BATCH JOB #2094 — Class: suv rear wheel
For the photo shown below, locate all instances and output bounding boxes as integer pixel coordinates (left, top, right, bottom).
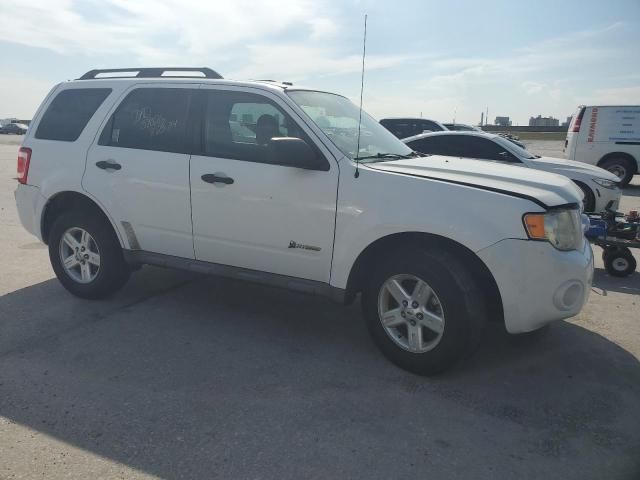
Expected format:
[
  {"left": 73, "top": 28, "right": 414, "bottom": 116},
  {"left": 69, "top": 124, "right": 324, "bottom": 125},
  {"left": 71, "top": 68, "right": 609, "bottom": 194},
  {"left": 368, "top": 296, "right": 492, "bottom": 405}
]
[
  {"left": 49, "top": 210, "right": 130, "bottom": 299},
  {"left": 362, "top": 247, "right": 486, "bottom": 375}
]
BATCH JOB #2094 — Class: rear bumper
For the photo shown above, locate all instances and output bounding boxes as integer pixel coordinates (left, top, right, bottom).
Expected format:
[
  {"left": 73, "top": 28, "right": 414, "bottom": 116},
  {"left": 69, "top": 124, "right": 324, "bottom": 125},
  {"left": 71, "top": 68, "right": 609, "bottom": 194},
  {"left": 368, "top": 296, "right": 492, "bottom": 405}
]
[
  {"left": 14, "top": 184, "right": 43, "bottom": 241},
  {"left": 477, "top": 238, "right": 593, "bottom": 333}
]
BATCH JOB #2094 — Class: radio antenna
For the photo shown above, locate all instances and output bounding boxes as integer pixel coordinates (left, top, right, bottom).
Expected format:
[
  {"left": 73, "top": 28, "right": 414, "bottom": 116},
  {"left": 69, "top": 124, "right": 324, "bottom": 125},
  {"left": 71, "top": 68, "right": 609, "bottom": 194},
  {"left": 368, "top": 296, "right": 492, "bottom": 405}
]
[{"left": 354, "top": 13, "right": 367, "bottom": 179}]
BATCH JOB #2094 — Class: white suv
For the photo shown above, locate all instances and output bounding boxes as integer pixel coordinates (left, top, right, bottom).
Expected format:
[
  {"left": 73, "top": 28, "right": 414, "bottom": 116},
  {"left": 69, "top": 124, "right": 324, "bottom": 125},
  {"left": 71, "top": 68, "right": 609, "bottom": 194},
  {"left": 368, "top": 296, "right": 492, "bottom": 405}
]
[{"left": 15, "top": 67, "right": 594, "bottom": 375}]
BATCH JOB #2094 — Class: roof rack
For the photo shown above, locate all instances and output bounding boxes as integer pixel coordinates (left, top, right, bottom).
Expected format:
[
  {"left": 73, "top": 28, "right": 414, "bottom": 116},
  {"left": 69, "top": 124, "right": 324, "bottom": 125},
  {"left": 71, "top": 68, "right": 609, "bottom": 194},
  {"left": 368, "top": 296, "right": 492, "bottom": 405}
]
[
  {"left": 78, "top": 67, "right": 223, "bottom": 80},
  {"left": 256, "top": 79, "right": 293, "bottom": 86}
]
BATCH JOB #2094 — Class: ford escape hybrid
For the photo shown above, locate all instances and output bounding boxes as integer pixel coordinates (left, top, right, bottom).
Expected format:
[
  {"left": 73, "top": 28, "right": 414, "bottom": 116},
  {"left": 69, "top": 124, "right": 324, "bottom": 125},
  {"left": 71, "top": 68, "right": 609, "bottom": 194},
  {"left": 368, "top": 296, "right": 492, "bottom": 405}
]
[{"left": 15, "top": 67, "right": 594, "bottom": 375}]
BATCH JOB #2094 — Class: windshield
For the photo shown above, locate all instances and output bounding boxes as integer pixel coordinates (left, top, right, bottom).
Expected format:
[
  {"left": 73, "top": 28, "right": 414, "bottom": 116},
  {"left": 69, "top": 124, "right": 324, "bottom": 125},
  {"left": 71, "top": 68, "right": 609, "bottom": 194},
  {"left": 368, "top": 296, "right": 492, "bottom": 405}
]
[
  {"left": 493, "top": 135, "right": 537, "bottom": 159},
  {"left": 287, "top": 90, "right": 414, "bottom": 161}
]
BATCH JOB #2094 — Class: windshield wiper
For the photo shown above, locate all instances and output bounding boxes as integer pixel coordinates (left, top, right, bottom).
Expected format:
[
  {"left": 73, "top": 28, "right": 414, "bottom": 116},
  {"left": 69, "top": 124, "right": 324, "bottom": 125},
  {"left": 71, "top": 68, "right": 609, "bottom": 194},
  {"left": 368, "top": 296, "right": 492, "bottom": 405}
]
[{"left": 354, "top": 151, "right": 424, "bottom": 162}]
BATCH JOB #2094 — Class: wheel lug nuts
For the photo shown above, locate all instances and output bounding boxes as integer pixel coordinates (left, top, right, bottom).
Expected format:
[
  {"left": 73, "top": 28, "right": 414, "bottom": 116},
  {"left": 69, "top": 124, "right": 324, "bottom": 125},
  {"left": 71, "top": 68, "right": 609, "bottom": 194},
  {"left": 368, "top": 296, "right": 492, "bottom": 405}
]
[
  {"left": 416, "top": 313, "right": 424, "bottom": 320},
  {"left": 402, "top": 300, "right": 408, "bottom": 307},
  {"left": 411, "top": 301, "right": 419, "bottom": 308},
  {"left": 401, "top": 311, "right": 406, "bottom": 318},
  {"left": 84, "top": 254, "right": 89, "bottom": 259},
  {"left": 409, "top": 320, "right": 416, "bottom": 326},
  {"left": 81, "top": 247, "right": 85, "bottom": 252}
]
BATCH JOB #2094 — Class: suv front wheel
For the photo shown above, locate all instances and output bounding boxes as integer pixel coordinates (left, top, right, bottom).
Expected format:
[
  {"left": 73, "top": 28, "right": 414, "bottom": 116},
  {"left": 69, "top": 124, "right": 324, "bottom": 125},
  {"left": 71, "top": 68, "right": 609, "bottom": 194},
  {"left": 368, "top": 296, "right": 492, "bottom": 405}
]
[
  {"left": 49, "top": 210, "right": 130, "bottom": 299},
  {"left": 362, "top": 247, "right": 486, "bottom": 375}
]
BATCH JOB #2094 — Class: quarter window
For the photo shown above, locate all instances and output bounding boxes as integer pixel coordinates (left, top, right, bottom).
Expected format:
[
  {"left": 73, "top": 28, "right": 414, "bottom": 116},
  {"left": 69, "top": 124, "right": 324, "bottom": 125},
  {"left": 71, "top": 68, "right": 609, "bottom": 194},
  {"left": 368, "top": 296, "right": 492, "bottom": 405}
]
[
  {"left": 99, "top": 88, "right": 191, "bottom": 154},
  {"left": 35, "top": 88, "right": 111, "bottom": 142}
]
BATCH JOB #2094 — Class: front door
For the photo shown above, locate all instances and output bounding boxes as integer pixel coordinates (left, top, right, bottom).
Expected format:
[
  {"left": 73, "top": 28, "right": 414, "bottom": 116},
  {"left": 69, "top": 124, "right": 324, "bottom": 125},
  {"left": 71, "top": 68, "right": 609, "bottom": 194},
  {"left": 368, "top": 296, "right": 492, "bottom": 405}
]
[{"left": 189, "top": 87, "right": 338, "bottom": 282}]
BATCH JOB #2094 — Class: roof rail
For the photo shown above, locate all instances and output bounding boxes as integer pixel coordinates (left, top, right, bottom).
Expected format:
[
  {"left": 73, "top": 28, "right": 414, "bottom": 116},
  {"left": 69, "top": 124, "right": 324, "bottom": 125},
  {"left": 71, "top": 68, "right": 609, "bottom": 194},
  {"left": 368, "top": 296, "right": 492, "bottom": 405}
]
[
  {"left": 255, "top": 79, "right": 293, "bottom": 86},
  {"left": 78, "top": 67, "right": 223, "bottom": 80}
]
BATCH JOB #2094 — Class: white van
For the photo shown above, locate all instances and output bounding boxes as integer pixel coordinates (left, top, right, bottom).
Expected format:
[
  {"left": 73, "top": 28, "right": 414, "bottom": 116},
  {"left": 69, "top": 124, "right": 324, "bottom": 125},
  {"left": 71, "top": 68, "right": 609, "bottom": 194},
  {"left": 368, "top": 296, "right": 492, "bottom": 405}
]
[{"left": 565, "top": 105, "right": 640, "bottom": 186}]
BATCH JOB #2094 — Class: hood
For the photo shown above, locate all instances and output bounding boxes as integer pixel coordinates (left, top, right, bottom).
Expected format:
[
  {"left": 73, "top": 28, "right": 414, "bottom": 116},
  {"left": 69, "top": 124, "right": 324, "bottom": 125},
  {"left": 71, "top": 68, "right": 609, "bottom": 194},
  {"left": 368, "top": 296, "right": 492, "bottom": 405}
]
[
  {"left": 525, "top": 156, "right": 620, "bottom": 182},
  {"left": 366, "top": 155, "right": 582, "bottom": 208}
]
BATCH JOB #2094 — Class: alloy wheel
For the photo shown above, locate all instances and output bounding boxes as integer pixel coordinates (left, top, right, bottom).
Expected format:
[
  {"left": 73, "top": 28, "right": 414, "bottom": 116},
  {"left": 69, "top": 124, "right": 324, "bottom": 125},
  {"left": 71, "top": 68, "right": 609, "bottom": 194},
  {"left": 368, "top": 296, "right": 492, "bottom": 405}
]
[
  {"left": 59, "top": 227, "right": 101, "bottom": 284},
  {"left": 377, "top": 274, "right": 445, "bottom": 353}
]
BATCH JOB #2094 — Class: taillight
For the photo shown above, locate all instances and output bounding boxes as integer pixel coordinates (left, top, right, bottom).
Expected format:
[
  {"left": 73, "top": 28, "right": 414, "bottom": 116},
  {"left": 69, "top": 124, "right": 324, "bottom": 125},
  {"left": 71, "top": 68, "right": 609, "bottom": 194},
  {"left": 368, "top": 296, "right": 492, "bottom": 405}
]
[
  {"left": 17, "top": 147, "right": 32, "bottom": 184},
  {"left": 570, "top": 107, "right": 585, "bottom": 133}
]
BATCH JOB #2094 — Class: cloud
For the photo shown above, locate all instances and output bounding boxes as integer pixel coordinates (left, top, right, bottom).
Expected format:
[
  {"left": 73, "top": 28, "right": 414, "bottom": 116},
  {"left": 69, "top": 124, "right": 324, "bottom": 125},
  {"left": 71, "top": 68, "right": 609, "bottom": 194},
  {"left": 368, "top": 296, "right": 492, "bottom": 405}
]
[
  {"left": 376, "top": 22, "right": 632, "bottom": 123},
  {"left": 229, "top": 44, "right": 415, "bottom": 81},
  {"left": 591, "top": 85, "right": 640, "bottom": 104},
  {"left": 522, "top": 81, "right": 545, "bottom": 95},
  {"left": 0, "top": 0, "right": 330, "bottom": 62},
  {"left": 0, "top": 74, "right": 53, "bottom": 118}
]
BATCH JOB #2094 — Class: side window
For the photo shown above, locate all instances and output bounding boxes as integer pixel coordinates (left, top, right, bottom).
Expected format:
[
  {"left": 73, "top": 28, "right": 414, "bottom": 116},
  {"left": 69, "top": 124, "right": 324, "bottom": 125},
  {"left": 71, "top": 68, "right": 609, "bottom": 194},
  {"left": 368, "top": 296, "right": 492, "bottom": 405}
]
[
  {"left": 411, "top": 136, "right": 460, "bottom": 156},
  {"left": 99, "top": 88, "right": 191, "bottom": 154},
  {"left": 409, "top": 138, "right": 438, "bottom": 154},
  {"left": 35, "top": 88, "right": 111, "bottom": 141},
  {"left": 420, "top": 120, "right": 443, "bottom": 132},
  {"left": 463, "top": 137, "right": 514, "bottom": 161},
  {"left": 200, "top": 90, "right": 319, "bottom": 166},
  {"left": 439, "top": 136, "right": 468, "bottom": 157},
  {"left": 381, "top": 120, "right": 411, "bottom": 139}
]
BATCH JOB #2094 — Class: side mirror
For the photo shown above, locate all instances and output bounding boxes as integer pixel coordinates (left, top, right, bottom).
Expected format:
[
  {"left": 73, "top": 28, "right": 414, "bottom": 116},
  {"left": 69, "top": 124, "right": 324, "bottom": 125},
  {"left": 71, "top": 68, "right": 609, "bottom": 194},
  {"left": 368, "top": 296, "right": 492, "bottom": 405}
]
[{"left": 269, "top": 137, "right": 328, "bottom": 171}]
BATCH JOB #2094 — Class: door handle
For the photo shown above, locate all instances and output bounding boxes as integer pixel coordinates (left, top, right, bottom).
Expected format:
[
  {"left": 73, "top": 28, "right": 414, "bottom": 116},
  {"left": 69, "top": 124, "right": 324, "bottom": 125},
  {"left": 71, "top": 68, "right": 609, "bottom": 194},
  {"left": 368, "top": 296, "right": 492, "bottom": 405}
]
[
  {"left": 96, "top": 160, "right": 122, "bottom": 171},
  {"left": 201, "top": 174, "right": 234, "bottom": 185}
]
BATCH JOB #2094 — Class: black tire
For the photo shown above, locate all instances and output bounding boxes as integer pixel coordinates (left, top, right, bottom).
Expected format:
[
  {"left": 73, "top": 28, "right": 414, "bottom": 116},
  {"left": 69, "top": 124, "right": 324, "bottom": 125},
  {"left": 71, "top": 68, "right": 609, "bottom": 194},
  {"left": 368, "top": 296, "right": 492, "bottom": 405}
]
[
  {"left": 574, "top": 182, "right": 596, "bottom": 213},
  {"left": 602, "top": 246, "right": 617, "bottom": 264},
  {"left": 48, "top": 210, "right": 130, "bottom": 299},
  {"left": 604, "top": 247, "right": 637, "bottom": 277},
  {"left": 361, "top": 247, "right": 487, "bottom": 375},
  {"left": 599, "top": 157, "right": 635, "bottom": 187}
]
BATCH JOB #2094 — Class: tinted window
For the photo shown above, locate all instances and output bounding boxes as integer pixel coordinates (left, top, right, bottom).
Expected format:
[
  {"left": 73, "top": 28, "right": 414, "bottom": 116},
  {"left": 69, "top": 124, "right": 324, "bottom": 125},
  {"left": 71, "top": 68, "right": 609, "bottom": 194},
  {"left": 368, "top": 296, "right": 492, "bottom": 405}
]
[
  {"left": 100, "top": 88, "right": 191, "bottom": 153},
  {"left": 409, "top": 136, "right": 464, "bottom": 156},
  {"left": 420, "top": 120, "right": 444, "bottom": 132},
  {"left": 36, "top": 88, "right": 111, "bottom": 141},
  {"left": 463, "top": 136, "right": 517, "bottom": 161},
  {"left": 380, "top": 120, "right": 414, "bottom": 139},
  {"left": 200, "top": 90, "right": 323, "bottom": 167}
]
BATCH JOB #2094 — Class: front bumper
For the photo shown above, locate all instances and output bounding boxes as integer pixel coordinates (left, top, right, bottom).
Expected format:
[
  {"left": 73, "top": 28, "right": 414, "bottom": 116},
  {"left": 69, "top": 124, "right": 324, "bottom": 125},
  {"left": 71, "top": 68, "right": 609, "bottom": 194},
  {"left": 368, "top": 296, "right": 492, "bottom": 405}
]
[
  {"left": 594, "top": 186, "right": 621, "bottom": 213},
  {"left": 477, "top": 238, "right": 593, "bottom": 333}
]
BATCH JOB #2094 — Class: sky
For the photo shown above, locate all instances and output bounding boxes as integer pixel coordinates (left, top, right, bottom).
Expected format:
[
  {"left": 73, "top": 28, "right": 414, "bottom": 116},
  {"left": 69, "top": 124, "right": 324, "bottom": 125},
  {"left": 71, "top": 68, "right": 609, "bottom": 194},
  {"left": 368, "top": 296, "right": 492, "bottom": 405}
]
[{"left": 0, "top": 0, "right": 639, "bottom": 125}]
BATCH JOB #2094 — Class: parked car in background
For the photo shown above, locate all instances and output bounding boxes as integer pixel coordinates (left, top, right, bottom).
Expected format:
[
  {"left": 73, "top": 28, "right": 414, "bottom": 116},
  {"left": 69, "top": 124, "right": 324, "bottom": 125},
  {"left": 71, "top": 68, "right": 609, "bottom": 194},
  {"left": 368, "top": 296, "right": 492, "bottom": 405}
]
[
  {"left": 0, "top": 123, "right": 28, "bottom": 134},
  {"left": 565, "top": 105, "right": 639, "bottom": 187},
  {"left": 403, "top": 131, "right": 621, "bottom": 212},
  {"left": 443, "top": 123, "right": 481, "bottom": 132},
  {"left": 380, "top": 117, "right": 447, "bottom": 139}
]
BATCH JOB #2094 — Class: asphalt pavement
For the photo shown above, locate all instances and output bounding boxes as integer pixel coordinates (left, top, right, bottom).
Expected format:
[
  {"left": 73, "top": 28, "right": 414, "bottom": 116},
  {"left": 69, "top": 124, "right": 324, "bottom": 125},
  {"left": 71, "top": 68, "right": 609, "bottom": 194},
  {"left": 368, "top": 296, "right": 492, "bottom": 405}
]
[{"left": 1, "top": 135, "right": 639, "bottom": 479}]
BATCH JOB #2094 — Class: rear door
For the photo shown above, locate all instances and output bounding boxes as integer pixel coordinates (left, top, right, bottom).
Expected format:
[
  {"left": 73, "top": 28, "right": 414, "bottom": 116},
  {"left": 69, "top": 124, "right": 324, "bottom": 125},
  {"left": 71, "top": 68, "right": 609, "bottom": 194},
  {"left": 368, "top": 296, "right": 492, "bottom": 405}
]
[{"left": 83, "top": 85, "right": 196, "bottom": 258}]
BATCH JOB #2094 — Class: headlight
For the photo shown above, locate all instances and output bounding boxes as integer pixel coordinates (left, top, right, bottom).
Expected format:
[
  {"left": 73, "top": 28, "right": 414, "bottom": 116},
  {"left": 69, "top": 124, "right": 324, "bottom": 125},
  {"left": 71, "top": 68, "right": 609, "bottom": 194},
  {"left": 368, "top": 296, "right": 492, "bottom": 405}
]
[
  {"left": 523, "top": 209, "right": 584, "bottom": 251},
  {"left": 592, "top": 178, "right": 619, "bottom": 189}
]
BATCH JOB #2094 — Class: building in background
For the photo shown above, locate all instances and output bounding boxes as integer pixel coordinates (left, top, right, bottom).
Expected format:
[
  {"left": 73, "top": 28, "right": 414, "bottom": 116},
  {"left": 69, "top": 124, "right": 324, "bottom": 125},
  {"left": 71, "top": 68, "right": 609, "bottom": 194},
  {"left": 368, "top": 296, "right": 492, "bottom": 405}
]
[
  {"left": 561, "top": 115, "right": 572, "bottom": 127},
  {"left": 494, "top": 116, "right": 511, "bottom": 127},
  {"left": 529, "top": 115, "right": 559, "bottom": 127}
]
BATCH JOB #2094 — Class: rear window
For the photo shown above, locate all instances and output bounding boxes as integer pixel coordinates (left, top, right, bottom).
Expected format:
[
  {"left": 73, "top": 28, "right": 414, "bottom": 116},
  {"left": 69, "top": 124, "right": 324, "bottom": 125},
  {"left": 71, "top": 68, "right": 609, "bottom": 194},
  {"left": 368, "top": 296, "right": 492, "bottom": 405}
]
[{"left": 35, "top": 88, "right": 111, "bottom": 141}]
